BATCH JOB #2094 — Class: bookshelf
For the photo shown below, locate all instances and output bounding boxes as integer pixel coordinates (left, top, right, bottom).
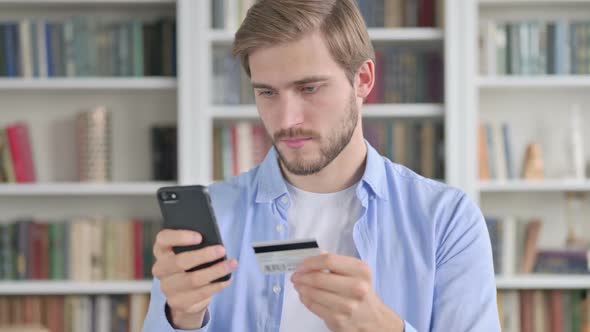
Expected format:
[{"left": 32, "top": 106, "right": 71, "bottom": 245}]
[
  {"left": 0, "top": 0, "right": 450, "bottom": 302},
  {"left": 0, "top": 0, "right": 180, "bottom": 311},
  {"left": 458, "top": 0, "right": 590, "bottom": 289}
]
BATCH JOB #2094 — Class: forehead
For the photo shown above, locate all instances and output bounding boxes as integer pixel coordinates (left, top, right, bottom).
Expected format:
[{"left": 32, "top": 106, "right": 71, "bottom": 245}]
[{"left": 248, "top": 30, "right": 344, "bottom": 85}]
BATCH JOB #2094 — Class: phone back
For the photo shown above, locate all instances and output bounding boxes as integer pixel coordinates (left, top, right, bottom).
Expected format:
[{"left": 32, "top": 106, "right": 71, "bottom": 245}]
[{"left": 157, "top": 185, "right": 224, "bottom": 254}]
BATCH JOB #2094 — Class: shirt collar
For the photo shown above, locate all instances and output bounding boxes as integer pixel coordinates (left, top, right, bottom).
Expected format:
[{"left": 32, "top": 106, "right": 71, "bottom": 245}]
[{"left": 254, "top": 140, "right": 388, "bottom": 203}]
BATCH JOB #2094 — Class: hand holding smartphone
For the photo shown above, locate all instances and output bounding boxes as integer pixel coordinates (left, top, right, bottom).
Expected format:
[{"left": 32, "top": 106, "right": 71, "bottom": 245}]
[
  {"left": 152, "top": 185, "right": 237, "bottom": 329},
  {"left": 157, "top": 185, "right": 231, "bottom": 282}
]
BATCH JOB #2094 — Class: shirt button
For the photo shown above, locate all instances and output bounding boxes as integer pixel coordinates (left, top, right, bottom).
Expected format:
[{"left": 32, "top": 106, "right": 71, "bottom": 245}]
[
  {"left": 370, "top": 195, "right": 375, "bottom": 200},
  {"left": 280, "top": 196, "right": 288, "bottom": 204},
  {"left": 276, "top": 224, "right": 285, "bottom": 233},
  {"left": 273, "top": 285, "right": 281, "bottom": 294}
]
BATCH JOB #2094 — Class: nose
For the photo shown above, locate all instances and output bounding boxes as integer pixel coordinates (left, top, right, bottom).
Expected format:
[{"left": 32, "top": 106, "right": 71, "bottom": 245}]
[{"left": 277, "top": 93, "right": 304, "bottom": 130}]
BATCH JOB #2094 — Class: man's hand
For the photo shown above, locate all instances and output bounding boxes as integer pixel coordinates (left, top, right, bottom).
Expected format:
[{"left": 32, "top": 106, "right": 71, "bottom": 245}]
[
  {"left": 291, "top": 253, "right": 404, "bottom": 332},
  {"left": 152, "top": 230, "right": 238, "bottom": 329}
]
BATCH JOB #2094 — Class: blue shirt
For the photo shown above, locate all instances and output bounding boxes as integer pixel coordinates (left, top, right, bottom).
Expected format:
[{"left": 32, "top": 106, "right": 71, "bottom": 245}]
[{"left": 143, "top": 142, "right": 501, "bottom": 332}]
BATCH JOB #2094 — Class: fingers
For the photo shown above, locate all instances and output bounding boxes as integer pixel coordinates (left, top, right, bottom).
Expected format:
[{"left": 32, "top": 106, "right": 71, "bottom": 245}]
[
  {"left": 175, "top": 245, "right": 225, "bottom": 271},
  {"left": 297, "top": 253, "right": 372, "bottom": 279},
  {"left": 166, "top": 280, "right": 232, "bottom": 313},
  {"left": 292, "top": 271, "right": 369, "bottom": 300},
  {"left": 153, "top": 229, "right": 202, "bottom": 257},
  {"left": 161, "top": 258, "right": 238, "bottom": 294},
  {"left": 152, "top": 244, "right": 228, "bottom": 279},
  {"left": 296, "top": 283, "right": 356, "bottom": 316}
]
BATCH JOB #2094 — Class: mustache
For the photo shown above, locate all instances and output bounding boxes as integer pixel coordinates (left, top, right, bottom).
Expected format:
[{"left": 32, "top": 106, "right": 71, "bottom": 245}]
[{"left": 273, "top": 128, "right": 320, "bottom": 141}]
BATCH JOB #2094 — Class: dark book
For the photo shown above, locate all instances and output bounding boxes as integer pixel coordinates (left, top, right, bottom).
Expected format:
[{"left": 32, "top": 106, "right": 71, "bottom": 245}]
[
  {"left": 151, "top": 126, "right": 177, "bottom": 181},
  {"left": 0, "top": 24, "right": 6, "bottom": 76},
  {"left": 534, "top": 249, "right": 589, "bottom": 274}
]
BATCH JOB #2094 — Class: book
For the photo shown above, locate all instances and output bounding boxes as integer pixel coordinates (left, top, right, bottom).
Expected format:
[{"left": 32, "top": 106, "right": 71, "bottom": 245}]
[{"left": 76, "top": 107, "right": 112, "bottom": 182}]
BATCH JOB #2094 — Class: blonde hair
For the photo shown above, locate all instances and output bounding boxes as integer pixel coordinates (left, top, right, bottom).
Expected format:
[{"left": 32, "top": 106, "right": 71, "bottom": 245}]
[{"left": 232, "top": 0, "right": 375, "bottom": 85}]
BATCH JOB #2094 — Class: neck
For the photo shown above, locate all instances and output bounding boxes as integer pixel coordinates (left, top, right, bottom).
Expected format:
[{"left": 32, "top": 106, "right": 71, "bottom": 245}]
[{"left": 279, "top": 125, "right": 367, "bottom": 193}]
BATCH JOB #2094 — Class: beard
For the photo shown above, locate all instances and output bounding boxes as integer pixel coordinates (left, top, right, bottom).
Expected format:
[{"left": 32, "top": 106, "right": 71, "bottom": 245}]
[{"left": 270, "top": 92, "right": 358, "bottom": 176}]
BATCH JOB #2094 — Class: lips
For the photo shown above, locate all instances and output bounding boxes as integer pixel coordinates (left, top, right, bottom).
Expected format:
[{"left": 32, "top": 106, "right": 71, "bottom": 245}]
[{"left": 281, "top": 137, "right": 312, "bottom": 149}]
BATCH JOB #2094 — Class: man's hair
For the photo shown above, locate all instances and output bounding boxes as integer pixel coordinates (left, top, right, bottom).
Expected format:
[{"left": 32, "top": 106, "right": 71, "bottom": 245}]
[{"left": 232, "top": 0, "right": 375, "bottom": 86}]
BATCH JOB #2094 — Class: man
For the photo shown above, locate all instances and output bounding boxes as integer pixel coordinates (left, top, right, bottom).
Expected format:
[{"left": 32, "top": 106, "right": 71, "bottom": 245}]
[{"left": 143, "top": 0, "right": 500, "bottom": 331}]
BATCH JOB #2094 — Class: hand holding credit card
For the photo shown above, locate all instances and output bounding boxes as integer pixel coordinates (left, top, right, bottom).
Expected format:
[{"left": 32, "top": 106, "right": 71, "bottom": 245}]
[{"left": 252, "top": 238, "right": 321, "bottom": 274}]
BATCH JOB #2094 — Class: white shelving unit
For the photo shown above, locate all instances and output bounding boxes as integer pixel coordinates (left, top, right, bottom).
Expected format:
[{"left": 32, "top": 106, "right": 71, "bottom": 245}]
[
  {"left": 0, "top": 0, "right": 451, "bottom": 298},
  {"left": 480, "top": 180, "right": 590, "bottom": 192},
  {"left": 0, "top": 182, "right": 174, "bottom": 196},
  {"left": 478, "top": 76, "right": 590, "bottom": 88},
  {"left": 211, "top": 104, "right": 445, "bottom": 120},
  {"left": 496, "top": 275, "right": 590, "bottom": 289},
  {"left": 0, "top": 0, "right": 182, "bottom": 297},
  {"left": 0, "top": 281, "right": 152, "bottom": 295},
  {"left": 209, "top": 27, "right": 445, "bottom": 44},
  {"left": 455, "top": 0, "right": 590, "bottom": 293},
  {"left": 0, "top": 78, "right": 177, "bottom": 90}
]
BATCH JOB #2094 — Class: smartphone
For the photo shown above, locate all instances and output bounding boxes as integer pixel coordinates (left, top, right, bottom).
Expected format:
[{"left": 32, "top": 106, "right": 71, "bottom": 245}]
[{"left": 157, "top": 185, "right": 230, "bottom": 282}]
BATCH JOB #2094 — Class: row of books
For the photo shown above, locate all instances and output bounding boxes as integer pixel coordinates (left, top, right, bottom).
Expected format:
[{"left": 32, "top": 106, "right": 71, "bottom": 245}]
[
  {"left": 480, "top": 20, "right": 590, "bottom": 76},
  {"left": 368, "top": 47, "right": 443, "bottom": 104},
  {"left": 0, "top": 218, "right": 161, "bottom": 281},
  {"left": 485, "top": 217, "right": 589, "bottom": 275},
  {"left": 478, "top": 121, "right": 515, "bottom": 181},
  {"left": 212, "top": 46, "right": 444, "bottom": 105},
  {"left": 497, "top": 290, "right": 589, "bottom": 332},
  {"left": 211, "top": 0, "right": 444, "bottom": 30},
  {"left": 0, "top": 294, "right": 148, "bottom": 332},
  {"left": 0, "top": 123, "right": 36, "bottom": 183},
  {"left": 212, "top": 122, "right": 272, "bottom": 181},
  {"left": 0, "top": 17, "right": 176, "bottom": 78},
  {"left": 211, "top": 119, "right": 445, "bottom": 181},
  {"left": 358, "top": 0, "right": 442, "bottom": 28},
  {"left": 364, "top": 119, "right": 445, "bottom": 179},
  {"left": 211, "top": 47, "right": 254, "bottom": 105}
]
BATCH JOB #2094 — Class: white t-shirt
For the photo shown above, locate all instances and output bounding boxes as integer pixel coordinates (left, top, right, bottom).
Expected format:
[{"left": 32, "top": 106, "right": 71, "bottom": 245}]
[{"left": 279, "top": 182, "right": 362, "bottom": 332}]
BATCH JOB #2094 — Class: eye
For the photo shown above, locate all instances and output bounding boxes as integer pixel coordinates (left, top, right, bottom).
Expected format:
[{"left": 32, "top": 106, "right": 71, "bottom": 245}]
[
  {"left": 301, "top": 85, "right": 319, "bottom": 94},
  {"left": 257, "top": 90, "right": 276, "bottom": 97}
]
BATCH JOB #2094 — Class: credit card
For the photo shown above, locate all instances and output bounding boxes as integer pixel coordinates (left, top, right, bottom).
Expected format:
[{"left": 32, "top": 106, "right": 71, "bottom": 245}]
[{"left": 252, "top": 238, "right": 320, "bottom": 274}]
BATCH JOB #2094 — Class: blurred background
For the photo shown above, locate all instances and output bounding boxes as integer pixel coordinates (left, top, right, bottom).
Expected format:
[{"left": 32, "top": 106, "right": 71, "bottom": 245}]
[{"left": 0, "top": 0, "right": 588, "bottom": 331}]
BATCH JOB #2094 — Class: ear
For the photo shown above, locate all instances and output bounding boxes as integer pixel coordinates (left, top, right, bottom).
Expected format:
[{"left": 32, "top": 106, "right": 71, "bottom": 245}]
[{"left": 354, "top": 59, "right": 375, "bottom": 100}]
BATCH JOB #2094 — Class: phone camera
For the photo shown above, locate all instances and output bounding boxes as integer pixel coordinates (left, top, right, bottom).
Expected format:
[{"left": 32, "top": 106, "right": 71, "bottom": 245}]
[{"left": 160, "top": 191, "right": 178, "bottom": 201}]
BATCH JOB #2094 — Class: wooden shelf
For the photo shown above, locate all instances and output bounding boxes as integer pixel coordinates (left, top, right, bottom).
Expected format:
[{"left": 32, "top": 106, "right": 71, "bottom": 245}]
[
  {"left": 0, "top": 182, "right": 174, "bottom": 196},
  {"left": 478, "top": 76, "right": 590, "bottom": 89},
  {"left": 496, "top": 275, "right": 590, "bottom": 289},
  {"left": 211, "top": 104, "right": 444, "bottom": 120},
  {"left": 479, "top": 180, "right": 590, "bottom": 192},
  {"left": 0, "top": 78, "right": 177, "bottom": 90},
  {"left": 0, "top": 281, "right": 152, "bottom": 295},
  {"left": 209, "top": 28, "right": 444, "bottom": 43}
]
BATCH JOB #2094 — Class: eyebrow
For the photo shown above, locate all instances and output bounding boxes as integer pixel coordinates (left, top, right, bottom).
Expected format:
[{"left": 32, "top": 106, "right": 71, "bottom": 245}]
[{"left": 251, "top": 75, "right": 330, "bottom": 90}]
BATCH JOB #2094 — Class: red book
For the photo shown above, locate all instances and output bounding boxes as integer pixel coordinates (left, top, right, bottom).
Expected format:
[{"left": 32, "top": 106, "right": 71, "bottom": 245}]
[
  {"left": 45, "top": 296, "right": 64, "bottom": 332},
  {"left": 549, "top": 290, "right": 564, "bottom": 332},
  {"left": 419, "top": 0, "right": 435, "bottom": 27},
  {"left": 6, "top": 122, "right": 36, "bottom": 183},
  {"left": 133, "top": 219, "right": 144, "bottom": 280},
  {"left": 366, "top": 50, "right": 385, "bottom": 104},
  {"left": 39, "top": 223, "right": 50, "bottom": 279}
]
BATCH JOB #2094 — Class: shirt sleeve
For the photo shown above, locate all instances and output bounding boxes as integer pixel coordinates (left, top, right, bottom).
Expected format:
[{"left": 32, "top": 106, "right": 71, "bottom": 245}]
[
  {"left": 142, "top": 278, "right": 211, "bottom": 332},
  {"left": 430, "top": 192, "right": 501, "bottom": 331}
]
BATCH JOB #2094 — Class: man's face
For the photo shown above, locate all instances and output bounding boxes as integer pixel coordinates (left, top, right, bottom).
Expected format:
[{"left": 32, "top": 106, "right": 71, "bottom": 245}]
[{"left": 248, "top": 30, "right": 359, "bottom": 176}]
